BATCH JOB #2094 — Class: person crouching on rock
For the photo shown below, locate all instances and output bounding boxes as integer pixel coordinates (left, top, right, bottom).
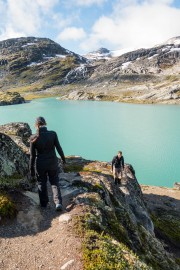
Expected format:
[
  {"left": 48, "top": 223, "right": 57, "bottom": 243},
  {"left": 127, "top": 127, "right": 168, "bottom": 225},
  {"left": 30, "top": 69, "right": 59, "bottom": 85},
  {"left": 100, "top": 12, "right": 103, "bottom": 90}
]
[
  {"left": 29, "top": 116, "right": 66, "bottom": 211},
  {"left": 112, "top": 151, "right": 124, "bottom": 185}
]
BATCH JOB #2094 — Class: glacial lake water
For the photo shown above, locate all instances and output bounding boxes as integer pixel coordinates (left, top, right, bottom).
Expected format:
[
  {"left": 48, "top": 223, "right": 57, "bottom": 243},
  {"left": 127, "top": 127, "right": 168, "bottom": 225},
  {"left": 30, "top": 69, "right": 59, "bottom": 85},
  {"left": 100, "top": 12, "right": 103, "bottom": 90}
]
[{"left": 0, "top": 97, "right": 180, "bottom": 187}]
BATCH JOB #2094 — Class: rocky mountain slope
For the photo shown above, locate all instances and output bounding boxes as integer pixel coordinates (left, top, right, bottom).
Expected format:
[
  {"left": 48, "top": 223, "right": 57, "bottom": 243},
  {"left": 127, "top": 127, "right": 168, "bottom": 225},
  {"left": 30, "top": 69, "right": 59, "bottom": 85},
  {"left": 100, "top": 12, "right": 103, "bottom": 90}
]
[
  {"left": 60, "top": 36, "right": 180, "bottom": 104},
  {"left": 0, "top": 36, "right": 180, "bottom": 103},
  {"left": 0, "top": 37, "right": 86, "bottom": 98},
  {"left": 0, "top": 123, "right": 180, "bottom": 269}
]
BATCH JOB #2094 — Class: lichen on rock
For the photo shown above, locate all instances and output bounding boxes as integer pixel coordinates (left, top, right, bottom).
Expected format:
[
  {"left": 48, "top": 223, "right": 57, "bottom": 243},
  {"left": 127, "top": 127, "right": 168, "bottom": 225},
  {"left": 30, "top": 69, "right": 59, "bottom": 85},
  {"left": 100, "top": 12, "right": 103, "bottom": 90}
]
[{"left": 0, "top": 123, "right": 31, "bottom": 179}]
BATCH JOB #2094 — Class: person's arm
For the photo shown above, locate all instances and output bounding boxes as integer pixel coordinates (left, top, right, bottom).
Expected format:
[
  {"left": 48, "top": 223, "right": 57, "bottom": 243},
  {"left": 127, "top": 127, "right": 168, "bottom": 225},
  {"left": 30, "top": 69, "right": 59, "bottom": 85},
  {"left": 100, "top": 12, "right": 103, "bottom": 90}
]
[
  {"left": 29, "top": 141, "right": 36, "bottom": 176},
  {"left": 112, "top": 156, "right": 115, "bottom": 171},
  {"left": 121, "top": 156, "right": 124, "bottom": 169},
  {"left": 54, "top": 132, "right": 66, "bottom": 163}
]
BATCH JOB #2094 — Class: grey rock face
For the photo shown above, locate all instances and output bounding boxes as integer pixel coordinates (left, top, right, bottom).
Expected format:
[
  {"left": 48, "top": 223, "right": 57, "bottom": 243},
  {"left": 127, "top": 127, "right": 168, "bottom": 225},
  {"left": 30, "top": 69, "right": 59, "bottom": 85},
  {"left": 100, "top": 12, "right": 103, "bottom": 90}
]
[
  {"left": 61, "top": 156, "right": 178, "bottom": 269},
  {"left": 0, "top": 122, "right": 31, "bottom": 177},
  {"left": 0, "top": 132, "right": 29, "bottom": 177},
  {"left": 0, "top": 122, "right": 32, "bottom": 150}
]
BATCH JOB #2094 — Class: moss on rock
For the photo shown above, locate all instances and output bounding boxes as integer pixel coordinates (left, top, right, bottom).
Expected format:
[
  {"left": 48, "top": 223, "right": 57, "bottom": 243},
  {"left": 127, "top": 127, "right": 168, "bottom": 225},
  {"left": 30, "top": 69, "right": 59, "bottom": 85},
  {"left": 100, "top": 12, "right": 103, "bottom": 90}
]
[{"left": 74, "top": 211, "right": 151, "bottom": 270}]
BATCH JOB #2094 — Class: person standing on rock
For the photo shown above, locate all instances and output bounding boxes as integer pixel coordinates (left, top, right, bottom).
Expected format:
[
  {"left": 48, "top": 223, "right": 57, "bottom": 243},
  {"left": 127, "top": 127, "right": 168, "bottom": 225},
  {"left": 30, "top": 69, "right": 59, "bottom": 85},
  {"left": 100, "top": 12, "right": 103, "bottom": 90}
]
[
  {"left": 112, "top": 151, "right": 124, "bottom": 185},
  {"left": 29, "top": 116, "right": 66, "bottom": 211}
]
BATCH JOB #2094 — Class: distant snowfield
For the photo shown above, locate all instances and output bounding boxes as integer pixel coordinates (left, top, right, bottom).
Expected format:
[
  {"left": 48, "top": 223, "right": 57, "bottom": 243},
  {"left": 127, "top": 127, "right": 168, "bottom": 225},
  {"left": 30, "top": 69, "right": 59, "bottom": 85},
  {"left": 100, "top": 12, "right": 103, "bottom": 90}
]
[
  {"left": 111, "top": 48, "right": 136, "bottom": 57},
  {"left": 84, "top": 47, "right": 138, "bottom": 60}
]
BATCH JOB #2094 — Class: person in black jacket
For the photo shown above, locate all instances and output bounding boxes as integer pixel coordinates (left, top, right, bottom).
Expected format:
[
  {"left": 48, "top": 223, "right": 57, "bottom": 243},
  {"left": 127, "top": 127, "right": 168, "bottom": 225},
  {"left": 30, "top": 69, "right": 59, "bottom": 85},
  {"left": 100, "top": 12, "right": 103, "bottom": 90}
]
[
  {"left": 29, "top": 116, "right": 66, "bottom": 211},
  {"left": 112, "top": 151, "right": 124, "bottom": 185}
]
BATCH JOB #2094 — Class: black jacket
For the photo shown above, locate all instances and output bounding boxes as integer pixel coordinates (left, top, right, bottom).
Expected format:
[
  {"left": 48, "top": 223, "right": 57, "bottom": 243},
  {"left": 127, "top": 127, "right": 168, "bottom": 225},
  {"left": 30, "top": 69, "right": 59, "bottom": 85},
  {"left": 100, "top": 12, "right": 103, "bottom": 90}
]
[
  {"left": 29, "top": 127, "right": 65, "bottom": 174},
  {"left": 112, "top": 155, "right": 124, "bottom": 171}
]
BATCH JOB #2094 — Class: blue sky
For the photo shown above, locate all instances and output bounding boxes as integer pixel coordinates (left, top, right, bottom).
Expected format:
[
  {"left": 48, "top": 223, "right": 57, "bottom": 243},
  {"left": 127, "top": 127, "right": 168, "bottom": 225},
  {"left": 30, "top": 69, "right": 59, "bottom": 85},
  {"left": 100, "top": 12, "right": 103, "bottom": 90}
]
[{"left": 0, "top": 0, "right": 180, "bottom": 54}]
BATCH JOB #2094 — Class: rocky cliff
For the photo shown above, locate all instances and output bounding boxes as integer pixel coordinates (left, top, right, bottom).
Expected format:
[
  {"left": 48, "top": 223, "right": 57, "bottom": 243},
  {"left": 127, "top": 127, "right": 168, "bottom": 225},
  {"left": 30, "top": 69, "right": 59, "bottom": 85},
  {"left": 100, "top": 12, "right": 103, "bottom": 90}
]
[
  {"left": 0, "top": 122, "right": 179, "bottom": 269},
  {"left": 0, "top": 36, "right": 180, "bottom": 103}
]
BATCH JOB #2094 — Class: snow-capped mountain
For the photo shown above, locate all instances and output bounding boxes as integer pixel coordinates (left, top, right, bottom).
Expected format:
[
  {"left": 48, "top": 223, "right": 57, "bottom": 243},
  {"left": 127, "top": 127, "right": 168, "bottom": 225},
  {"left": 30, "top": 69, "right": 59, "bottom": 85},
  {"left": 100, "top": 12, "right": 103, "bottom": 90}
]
[
  {"left": 84, "top": 48, "right": 111, "bottom": 60},
  {"left": 162, "top": 36, "right": 180, "bottom": 46},
  {"left": 84, "top": 47, "right": 139, "bottom": 60}
]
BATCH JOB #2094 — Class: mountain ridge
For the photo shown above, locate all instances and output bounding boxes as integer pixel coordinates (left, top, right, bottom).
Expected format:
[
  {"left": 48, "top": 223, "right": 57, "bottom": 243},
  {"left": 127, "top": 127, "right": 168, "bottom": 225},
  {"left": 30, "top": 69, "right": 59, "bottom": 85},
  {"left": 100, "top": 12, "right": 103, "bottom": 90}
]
[{"left": 0, "top": 36, "right": 180, "bottom": 104}]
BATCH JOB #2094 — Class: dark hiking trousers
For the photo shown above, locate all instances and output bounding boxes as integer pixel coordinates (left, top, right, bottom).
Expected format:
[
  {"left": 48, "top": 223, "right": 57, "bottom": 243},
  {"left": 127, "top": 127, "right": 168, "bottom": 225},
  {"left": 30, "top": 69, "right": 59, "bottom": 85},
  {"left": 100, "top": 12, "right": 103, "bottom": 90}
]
[{"left": 36, "top": 168, "right": 62, "bottom": 207}]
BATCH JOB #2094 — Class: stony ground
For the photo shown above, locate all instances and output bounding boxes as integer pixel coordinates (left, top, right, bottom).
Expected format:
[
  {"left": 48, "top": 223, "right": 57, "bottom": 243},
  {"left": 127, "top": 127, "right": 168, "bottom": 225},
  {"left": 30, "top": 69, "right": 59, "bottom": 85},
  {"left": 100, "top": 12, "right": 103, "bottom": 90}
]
[{"left": 0, "top": 183, "right": 83, "bottom": 270}]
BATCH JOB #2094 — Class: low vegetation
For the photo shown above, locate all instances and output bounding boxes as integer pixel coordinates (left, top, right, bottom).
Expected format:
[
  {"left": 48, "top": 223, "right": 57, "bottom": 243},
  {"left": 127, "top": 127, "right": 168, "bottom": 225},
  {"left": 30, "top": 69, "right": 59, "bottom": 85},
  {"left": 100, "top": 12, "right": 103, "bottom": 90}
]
[
  {"left": 0, "top": 193, "right": 17, "bottom": 218},
  {"left": 74, "top": 210, "right": 150, "bottom": 270}
]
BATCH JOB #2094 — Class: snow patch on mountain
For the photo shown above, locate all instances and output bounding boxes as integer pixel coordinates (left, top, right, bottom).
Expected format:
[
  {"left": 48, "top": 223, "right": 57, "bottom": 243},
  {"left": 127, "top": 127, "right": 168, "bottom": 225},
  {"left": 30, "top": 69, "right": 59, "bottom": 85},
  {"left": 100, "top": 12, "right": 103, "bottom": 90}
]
[
  {"left": 22, "top": 43, "right": 36, "bottom": 47},
  {"left": 121, "top": 61, "right": 131, "bottom": 69},
  {"left": 84, "top": 47, "right": 139, "bottom": 60}
]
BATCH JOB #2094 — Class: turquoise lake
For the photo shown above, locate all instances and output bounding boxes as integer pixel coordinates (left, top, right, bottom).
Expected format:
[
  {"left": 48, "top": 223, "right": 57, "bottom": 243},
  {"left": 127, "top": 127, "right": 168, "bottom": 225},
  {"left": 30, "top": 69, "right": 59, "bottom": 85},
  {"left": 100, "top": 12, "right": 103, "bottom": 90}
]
[{"left": 0, "top": 98, "right": 179, "bottom": 187}]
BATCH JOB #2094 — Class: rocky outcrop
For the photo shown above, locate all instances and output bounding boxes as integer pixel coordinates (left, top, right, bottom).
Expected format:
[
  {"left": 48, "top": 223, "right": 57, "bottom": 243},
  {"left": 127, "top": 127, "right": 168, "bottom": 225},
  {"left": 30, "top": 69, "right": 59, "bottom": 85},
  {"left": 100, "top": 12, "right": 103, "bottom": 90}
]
[
  {"left": 0, "top": 91, "right": 25, "bottom": 105},
  {"left": 0, "top": 122, "right": 31, "bottom": 178},
  {"left": 58, "top": 156, "right": 179, "bottom": 269}
]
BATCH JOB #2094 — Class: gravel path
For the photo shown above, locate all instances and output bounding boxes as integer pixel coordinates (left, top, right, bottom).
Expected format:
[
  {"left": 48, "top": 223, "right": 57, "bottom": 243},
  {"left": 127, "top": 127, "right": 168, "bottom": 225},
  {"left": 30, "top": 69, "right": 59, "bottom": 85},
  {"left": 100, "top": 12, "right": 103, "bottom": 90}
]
[{"left": 0, "top": 184, "right": 83, "bottom": 270}]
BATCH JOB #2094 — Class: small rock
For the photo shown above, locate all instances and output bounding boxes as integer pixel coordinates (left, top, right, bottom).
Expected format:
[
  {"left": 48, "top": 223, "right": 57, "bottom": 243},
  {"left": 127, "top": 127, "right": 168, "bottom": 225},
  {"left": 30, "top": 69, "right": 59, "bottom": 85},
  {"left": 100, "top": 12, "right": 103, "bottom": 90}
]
[
  {"left": 59, "top": 214, "right": 72, "bottom": 224},
  {"left": 60, "top": 259, "right": 74, "bottom": 270},
  {"left": 174, "top": 182, "right": 180, "bottom": 190}
]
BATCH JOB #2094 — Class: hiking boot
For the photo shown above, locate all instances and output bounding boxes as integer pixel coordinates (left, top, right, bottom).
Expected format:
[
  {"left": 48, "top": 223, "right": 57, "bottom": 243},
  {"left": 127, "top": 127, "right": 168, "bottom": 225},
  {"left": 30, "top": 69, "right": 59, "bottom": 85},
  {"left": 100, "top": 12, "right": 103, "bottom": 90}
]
[{"left": 56, "top": 204, "right": 63, "bottom": 211}]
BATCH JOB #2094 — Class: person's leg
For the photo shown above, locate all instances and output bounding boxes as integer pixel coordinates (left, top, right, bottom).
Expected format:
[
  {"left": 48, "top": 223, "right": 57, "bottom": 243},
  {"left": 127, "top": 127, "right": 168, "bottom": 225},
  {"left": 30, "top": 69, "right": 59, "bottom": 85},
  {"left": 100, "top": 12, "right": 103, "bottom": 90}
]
[
  {"left": 36, "top": 169, "right": 49, "bottom": 207},
  {"left": 117, "top": 168, "right": 122, "bottom": 184},
  {"left": 113, "top": 167, "right": 118, "bottom": 185},
  {"left": 48, "top": 169, "right": 62, "bottom": 206}
]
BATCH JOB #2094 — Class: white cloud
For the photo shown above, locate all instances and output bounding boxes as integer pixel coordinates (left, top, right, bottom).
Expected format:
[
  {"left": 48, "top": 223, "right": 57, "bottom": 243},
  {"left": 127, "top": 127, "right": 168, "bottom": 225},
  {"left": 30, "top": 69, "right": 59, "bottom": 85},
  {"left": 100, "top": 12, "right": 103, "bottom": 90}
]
[
  {"left": 80, "top": 0, "right": 180, "bottom": 52},
  {"left": 58, "top": 27, "right": 86, "bottom": 41},
  {"left": 65, "top": 0, "right": 106, "bottom": 7},
  {"left": 7, "top": 0, "right": 41, "bottom": 34},
  {"left": 0, "top": 0, "right": 59, "bottom": 41},
  {"left": 36, "top": 0, "right": 58, "bottom": 11}
]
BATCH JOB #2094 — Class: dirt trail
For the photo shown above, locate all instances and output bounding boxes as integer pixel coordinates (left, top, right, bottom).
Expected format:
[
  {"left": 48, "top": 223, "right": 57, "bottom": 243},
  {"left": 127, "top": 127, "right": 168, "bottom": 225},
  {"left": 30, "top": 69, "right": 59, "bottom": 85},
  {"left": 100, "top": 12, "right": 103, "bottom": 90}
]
[{"left": 0, "top": 181, "right": 83, "bottom": 270}]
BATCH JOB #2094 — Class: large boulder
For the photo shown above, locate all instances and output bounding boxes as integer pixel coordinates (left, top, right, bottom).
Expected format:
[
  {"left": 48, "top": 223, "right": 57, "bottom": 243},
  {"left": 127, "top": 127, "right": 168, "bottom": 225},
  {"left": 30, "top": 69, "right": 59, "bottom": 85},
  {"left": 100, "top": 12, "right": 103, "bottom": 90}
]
[
  {"left": 0, "top": 122, "right": 31, "bottom": 152},
  {"left": 0, "top": 123, "right": 31, "bottom": 177},
  {"left": 0, "top": 92, "right": 25, "bottom": 106}
]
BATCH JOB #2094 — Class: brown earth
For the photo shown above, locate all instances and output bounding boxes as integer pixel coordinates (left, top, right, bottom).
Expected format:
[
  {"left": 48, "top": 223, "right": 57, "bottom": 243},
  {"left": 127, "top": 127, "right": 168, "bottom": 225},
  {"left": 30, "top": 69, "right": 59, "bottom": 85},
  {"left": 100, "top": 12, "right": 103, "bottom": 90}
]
[{"left": 0, "top": 187, "right": 83, "bottom": 270}]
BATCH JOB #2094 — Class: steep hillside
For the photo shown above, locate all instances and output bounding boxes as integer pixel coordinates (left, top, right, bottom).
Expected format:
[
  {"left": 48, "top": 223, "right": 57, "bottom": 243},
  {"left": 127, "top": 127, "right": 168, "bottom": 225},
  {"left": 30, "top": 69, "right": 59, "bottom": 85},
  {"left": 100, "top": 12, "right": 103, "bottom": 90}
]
[{"left": 0, "top": 37, "right": 86, "bottom": 97}]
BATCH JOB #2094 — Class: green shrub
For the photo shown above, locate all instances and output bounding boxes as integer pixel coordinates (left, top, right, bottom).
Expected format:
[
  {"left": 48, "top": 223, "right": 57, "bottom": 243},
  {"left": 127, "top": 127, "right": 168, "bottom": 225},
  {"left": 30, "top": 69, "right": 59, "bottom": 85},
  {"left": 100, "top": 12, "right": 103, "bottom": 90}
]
[{"left": 0, "top": 194, "right": 17, "bottom": 218}]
